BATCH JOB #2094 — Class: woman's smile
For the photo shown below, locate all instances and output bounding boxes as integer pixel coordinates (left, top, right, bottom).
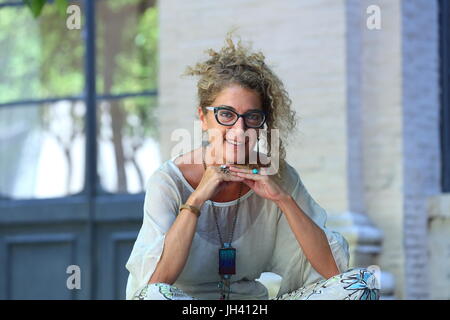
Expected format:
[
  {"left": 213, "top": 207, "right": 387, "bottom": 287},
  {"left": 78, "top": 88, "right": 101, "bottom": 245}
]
[{"left": 225, "top": 138, "right": 244, "bottom": 146}]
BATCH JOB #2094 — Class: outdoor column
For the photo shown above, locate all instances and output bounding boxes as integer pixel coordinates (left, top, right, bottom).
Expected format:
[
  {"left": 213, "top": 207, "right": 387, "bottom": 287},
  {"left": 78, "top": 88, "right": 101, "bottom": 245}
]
[{"left": 283, "top": 0, "right": 396, "bottom": 298}]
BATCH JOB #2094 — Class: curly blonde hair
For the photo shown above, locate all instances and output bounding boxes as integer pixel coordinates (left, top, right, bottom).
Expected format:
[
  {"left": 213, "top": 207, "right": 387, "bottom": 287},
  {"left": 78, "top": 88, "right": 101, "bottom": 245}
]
[{"left": 183, "top": 33, "right": 297, "bottom": 174}]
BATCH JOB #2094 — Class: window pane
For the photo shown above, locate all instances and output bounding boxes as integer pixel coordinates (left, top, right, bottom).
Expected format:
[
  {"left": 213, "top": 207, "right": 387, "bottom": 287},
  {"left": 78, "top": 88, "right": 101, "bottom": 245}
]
[
  {"left": 0, "top": 4, "right": 84, "bottom": 103},
  {"left": 0, "top": 102, "right": 85, "bottom": 199},
  {"left": 98, "top": 96, "right": 160, "bottom": 194},
  {"left": 96, "top": 0, "right": 158, "bottom": 95}
]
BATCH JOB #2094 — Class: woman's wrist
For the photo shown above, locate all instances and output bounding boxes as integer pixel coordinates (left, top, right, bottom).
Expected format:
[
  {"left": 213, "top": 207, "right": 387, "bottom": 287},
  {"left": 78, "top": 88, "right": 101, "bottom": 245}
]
[
  {"left": 186, "top": 192, "right": 206, "bottom": 209},
  {"left": 274, "top": 193, "right": 293, "bottom": 208}
]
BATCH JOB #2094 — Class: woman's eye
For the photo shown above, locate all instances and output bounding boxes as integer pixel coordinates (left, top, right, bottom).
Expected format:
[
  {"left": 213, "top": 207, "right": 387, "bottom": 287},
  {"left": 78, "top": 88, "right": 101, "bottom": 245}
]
[
  {"left": 221, "top": 111, "right": 233, "bottom": 118},
  {"left": 248, "top": 113, "right": 261, "bottom": 120}
]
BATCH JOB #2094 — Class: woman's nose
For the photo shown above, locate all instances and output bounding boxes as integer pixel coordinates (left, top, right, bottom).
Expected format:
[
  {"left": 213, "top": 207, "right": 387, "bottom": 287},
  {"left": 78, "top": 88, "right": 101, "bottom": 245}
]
[{"left": 232, "top": 116, "right": 246, "bottom": 130}]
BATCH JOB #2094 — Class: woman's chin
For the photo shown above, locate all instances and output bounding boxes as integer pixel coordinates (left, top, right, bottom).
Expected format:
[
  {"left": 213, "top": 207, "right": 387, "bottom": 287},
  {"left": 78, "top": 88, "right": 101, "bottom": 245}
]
[
  {"left": 224, "top": 150, "right": 258, "bottom": 165},
  {"left": 208, "top": 142, "right": 256, "bottom": 164}
]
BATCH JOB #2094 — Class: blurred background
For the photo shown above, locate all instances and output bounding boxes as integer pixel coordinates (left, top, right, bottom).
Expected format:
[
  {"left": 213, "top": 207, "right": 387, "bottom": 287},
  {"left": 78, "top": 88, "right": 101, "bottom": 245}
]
[{"left": 0, "top": 0, "right": 448, "bottom": 300}]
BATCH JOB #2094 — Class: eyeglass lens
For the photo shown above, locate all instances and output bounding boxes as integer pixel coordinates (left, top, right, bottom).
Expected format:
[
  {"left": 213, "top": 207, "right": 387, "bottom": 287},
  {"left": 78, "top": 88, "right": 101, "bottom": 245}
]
[{"left": 217, "top": 109, "right": 264, "bottom": 127}]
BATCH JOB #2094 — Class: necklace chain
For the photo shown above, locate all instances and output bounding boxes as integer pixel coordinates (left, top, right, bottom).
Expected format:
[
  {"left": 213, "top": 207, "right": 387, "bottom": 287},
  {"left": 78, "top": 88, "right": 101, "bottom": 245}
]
[{"left": 201, "top": 148, "right": 243, "bottom": 300}]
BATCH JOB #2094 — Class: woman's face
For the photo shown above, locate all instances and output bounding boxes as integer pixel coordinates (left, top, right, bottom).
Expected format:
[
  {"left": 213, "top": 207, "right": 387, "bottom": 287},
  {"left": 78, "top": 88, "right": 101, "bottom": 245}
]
[{"left": 199, "top": 84, "right": 263, "bottom": 164}]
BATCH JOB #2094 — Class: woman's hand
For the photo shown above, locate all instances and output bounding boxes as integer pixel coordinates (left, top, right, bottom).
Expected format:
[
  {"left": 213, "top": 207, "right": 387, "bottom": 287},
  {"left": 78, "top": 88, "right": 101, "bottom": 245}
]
[
  {"left": 189, "top": 165, "right": 244, "bottom": 206},
  {"left": 228, "top": 166, "right": 290, "bottom": 204}
]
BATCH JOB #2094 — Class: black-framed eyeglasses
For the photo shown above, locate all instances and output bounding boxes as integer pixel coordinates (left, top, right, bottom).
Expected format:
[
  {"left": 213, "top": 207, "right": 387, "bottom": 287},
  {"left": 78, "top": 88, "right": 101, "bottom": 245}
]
[{"left": 205, "top": 106, "right": 266, "bottom": 128}]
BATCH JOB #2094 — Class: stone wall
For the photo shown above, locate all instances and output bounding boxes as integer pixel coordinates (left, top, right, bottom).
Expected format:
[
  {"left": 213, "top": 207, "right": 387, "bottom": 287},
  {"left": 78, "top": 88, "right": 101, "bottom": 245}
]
[
  {"left": 428, "top": 194, "right": 450, "bottom": 299},
  {"left": 401, "top": 0, "right": 440, "bottom": 299}
]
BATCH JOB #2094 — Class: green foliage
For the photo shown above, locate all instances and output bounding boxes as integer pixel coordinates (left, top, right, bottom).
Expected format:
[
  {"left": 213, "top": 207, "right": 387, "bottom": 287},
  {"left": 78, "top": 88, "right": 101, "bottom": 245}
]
[
  {"left": 54, "top": 0, "right": 69, "bottom": 15},
  {"left": 1, "top": 1, "right": 158, "bottom": 123},
  {"left": 24, "top": 0, "right": 69, "bottom": 17},
  {"left": 23, "top": 0, "right": 45, "bottom": 17}
]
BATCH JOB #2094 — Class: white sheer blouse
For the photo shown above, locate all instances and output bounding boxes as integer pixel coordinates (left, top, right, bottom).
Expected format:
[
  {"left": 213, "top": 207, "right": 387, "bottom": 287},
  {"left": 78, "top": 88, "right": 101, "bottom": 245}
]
[{"left": 125, "top": 159, "right": 349, "bottom": 300}]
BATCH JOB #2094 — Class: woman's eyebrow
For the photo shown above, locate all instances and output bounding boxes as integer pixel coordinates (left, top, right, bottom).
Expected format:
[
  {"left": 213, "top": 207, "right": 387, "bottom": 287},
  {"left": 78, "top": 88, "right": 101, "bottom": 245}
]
[
  {"left": 218, "top": 104, "right": 235, "bottom": 110},
  {"left": 218, "top": 105, "right": 261, "bottom": 112}
]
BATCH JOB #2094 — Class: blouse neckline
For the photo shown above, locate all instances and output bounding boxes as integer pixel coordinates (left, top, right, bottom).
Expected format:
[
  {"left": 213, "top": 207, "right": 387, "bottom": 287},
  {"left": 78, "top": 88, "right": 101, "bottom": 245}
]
[{"left": 167, "top": 159, "right": 255, "bottom": 207}]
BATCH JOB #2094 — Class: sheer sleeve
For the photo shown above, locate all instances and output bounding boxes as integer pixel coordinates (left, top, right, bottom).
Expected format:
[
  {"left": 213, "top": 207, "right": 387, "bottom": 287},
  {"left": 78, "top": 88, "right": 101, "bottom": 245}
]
[
  {"left": 265, "top": 166, "right": 350, "bottom": 297},
  {"left": 125, "top": 170, "right": 182, "bottom": 300}
]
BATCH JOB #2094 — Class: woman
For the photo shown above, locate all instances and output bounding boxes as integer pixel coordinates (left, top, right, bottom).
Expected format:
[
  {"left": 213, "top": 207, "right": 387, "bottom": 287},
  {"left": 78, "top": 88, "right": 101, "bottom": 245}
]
[{"left": 125, "top": 35, "right": 379, "bottom": 300}]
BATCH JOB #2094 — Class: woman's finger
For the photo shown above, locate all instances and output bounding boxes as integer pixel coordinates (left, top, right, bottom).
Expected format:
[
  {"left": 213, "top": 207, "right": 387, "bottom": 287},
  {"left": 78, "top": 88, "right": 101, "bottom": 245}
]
[
  {"left": 229, "top": 165, "right": 269, "bottom": 176},
  {"left": 229, "top": 170, "right": 264, "bottom": 181},
  {"left": 242, "top": 179, "right": 255, "bottom": 189},
  {"left": 228, "top": 166, "right": 252, "bottom": 174}
]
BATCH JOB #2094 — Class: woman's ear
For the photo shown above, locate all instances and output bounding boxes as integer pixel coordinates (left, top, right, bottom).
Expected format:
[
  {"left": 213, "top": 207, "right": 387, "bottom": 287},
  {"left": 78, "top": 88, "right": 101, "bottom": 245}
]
[{"left": 198, "top": 107, "right": 208, "bottom": 131}]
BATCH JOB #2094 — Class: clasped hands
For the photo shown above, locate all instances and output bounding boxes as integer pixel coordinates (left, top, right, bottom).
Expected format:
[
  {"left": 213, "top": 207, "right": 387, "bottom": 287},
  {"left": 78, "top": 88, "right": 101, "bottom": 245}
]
[{"left": 190, "top": 163, "right": 291, "bottom": 208}]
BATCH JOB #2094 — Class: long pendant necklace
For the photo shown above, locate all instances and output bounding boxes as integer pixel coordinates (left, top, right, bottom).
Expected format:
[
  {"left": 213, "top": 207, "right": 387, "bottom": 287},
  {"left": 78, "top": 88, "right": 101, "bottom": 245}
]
[
  {"left": 202, "top": 151, "right": 243, "bottom": 300},
  {"left": 214, "top": 183, "right": 242, "bottom": 300}
]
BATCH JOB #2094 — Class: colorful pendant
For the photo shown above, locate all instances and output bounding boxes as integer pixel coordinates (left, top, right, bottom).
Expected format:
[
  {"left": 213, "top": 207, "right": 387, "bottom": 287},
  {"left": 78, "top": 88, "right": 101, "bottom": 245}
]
[{"left": 218, "top": 243, "right": 236, "bottom": 275}]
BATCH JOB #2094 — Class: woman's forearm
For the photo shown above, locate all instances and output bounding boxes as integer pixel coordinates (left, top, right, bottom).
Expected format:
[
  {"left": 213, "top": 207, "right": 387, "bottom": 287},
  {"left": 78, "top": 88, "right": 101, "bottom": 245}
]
[
  {"left": 148, "top": 193, "right": 204, "bottom": 285},
  {"left": 275, "top": 195, "right": 340, "bottom": 279}
]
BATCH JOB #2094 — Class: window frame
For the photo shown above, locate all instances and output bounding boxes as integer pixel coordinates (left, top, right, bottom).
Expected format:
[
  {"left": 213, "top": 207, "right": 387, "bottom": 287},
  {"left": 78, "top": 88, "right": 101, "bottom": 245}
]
[{"left": 439, "top": 0, "right": 450, "bottom": 192}]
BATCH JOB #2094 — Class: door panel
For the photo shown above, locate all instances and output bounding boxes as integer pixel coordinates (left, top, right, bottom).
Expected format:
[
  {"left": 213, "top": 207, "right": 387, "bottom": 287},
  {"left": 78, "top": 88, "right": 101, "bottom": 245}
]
[
  {"left": 0, "top": 195, "right": 144, "bottom": 299},
  {"left": 7, "top": 233, "right": 76, "bottom": 300}
]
